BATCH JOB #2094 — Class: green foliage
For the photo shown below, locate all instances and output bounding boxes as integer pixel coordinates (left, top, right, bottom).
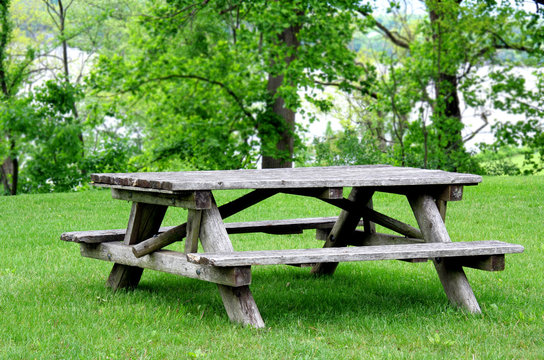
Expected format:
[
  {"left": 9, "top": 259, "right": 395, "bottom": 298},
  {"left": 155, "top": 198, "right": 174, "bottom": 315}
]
[
  {"left": 90, "top": 0, "right": 373, "bottom": 170},
  {"left": 19, "top": 80, "right": 84, "bottom": 193},
  {"left": 335, "top": 0, "right": 544, "bottom": 173},
  {"left": 312, "top": 122, "right": 386, "bottom": 166}
]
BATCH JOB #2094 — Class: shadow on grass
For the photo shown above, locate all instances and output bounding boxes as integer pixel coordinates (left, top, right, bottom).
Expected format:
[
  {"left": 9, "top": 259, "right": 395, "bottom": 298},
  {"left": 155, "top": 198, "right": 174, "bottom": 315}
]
[{"left": 102, "top": 261, "right": 463, "bottom": 325}]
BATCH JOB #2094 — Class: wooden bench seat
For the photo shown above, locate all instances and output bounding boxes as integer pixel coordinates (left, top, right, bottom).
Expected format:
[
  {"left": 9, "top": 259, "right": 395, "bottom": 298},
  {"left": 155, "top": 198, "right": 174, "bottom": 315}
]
[
  {"left": 186, "top": 241, "right": 524, "bottom": 267},
  {"left": 60, "top": 217, "right": 361, "bottom": 243}
]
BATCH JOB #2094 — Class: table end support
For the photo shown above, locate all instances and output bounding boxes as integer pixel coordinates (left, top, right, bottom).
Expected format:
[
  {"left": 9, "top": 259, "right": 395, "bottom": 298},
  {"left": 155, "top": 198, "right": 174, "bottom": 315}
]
[
  {"left": 433, "top": 260, "right": 481, "bottom": 313},
  {"left": 106, "top": 263, "right": 144, "bottom": 291},
  {"left": 409, "top": 194, "right": 481, "bottom": 314},
  {"left": 217, "top": 284, "right": 265, "bottom": 328},
  {"left": 107, "top": 202, "right": 167, "bottom": 291}
]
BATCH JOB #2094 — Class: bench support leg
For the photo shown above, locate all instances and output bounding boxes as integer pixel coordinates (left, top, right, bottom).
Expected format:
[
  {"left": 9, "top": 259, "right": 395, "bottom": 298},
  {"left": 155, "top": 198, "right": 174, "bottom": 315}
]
[
  {"left": 199, "top": 197, "right": 265, "bottom": 328},
  {"left": 311, "top": 188, "right": 373, "bottom": 276},
  {"left": 409, "top": 195, "right": 481, "bottom": 313},
  {"left": 106, "top": 202, "right": 167, "bottom": 291}
]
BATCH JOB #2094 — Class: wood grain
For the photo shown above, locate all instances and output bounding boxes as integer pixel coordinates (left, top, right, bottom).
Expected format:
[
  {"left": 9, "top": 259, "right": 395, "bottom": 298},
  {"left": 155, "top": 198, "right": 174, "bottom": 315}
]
[
  {"left": 199, "top": 197, "right": 265, "bottom": 328},
  {"left": 409, "top": 194, "right": 481, "bottom": 313},
  {"left": 186, "top": 241, "right": 524, "bottom": 267},
  {"left": 106, "top": 202, "right": 167, "bottom": 291},
  {"left": 91, "top": 165, "right": 482, "bottom": 192},
  {"left": 81, "top": 242, "right": 251, "bottom": 287},
  {"left": 60, "top": 217, "right": 357, "bottom": 244},
  {"left": 112, "top": 188, "right": 212, "bottom": 209}
]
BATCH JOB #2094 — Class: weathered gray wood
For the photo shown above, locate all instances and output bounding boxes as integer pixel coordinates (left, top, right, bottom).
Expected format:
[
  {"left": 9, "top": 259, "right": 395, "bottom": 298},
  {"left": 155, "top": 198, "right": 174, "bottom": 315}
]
[
  {"left": 445, "top": 255, "right": 506, "bottom": 271},
  {"left": 436, "top": 200, "right": 448, "bottom": 221},
  {"left": 132, "top": 223, "right": 187, "bottom": 258},
  {"left": 280, "top": 187, "right": 344, "bottom": 199},
  {"left": 225, "top": 217, "right": 362, "bottom": 235},
  {"left": 131, "top": 189, "right": 278, "bottom": 258},
  {"left": 91, "top": 165, "right": 482, "bottom": 192},
  {"left": 322, "top": 198, "right": 423, "bottom": 239},
  {"left": 438, "top": 185, "right": 463, "bottom": 201},
  {"left": 112, "top": 188, "right": 212, "bottom": 209},
  {"left": 316, "top": 230, "right": 428, "bottom": 263},
  {"left": 363, "top": 197, "right": 376, "bottom": 234},
  {"left": 186, "top": 241, "right": 524, "bottom": 267},
  {"left": 62, "top": 229, "right": 127, "bottom": 243},
  {"left": 199, "top": 197, "right": 265, "bottom": 328},
  {"left": 81, "top": 242, "right": 251, "bottom": 286},
  {"left": 61, "top": 217, "right": 358, "bottom": 244},
  {"left": 409, "top": 195, "right": 450, "bottom": 243},
  {"left": 311, "top": 188, "right": 373, "bottom": 275},
  {"left": 107, "top": 202, "right": 167, "bottom": 291},
  {"left": 185, "top": 210, "right": 202, "bottom": 254},
  {"left": 409, "top": 194, "right": 481, "bottom": 313}
]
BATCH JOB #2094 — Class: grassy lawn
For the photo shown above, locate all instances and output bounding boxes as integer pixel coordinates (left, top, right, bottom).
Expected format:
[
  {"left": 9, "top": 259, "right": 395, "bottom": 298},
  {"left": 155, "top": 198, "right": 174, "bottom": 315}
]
[{"left": 1, "top": 176, "right": 543, "bottom": 359}]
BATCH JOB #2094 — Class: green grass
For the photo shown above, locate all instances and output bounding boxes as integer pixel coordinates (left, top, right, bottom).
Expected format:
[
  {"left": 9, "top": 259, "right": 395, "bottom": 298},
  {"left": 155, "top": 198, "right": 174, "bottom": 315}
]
[{"left": 1, "top": 177, "right": 543, "bottom": 359}]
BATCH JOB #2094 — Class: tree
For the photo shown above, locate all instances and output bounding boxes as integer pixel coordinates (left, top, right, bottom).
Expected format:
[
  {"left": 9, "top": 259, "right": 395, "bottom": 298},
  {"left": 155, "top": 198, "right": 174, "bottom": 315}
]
[
  {"left": 91, "top": 0, "right": 373, "bottom": 169},
  {"left": 0, "top": 0, "right": 35, "bottom": 195},
  {"left": 347, "top": 0, "right": 544, "bottom": 171}
]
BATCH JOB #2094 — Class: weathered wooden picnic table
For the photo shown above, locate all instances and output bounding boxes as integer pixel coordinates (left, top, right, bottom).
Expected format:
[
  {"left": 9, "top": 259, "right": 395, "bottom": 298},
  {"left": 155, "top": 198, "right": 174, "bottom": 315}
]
[{"left": 61, "top": 165, "right": 524, "bottom": 328}]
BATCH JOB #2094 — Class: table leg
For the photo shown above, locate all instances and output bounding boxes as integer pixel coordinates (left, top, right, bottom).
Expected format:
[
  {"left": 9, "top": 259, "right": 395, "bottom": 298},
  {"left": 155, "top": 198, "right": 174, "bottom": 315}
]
[
  {"left": 311, "top": 188, "right": 373, "bottom": 276},
  {"left": 106, "top": 202, "right": 167, "bottom": 291},
  {"left": 199, "top": 197, "right": 265, "bottom": 328},
  {"left": 408, "top": 194, "right": 481, "bottom": 313}
]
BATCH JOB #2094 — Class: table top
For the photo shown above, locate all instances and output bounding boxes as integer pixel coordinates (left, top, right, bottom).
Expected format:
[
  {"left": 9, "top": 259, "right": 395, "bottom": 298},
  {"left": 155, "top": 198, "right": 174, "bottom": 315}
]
[{"left": 91, "top": 165, "right": 482, "bottom": 192}]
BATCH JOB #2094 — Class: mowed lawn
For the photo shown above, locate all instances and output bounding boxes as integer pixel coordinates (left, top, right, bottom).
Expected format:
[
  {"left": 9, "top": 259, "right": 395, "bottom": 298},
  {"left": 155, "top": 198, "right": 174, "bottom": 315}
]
[{"left": 1, "top": 176, "right": 543, "bottom": 359}]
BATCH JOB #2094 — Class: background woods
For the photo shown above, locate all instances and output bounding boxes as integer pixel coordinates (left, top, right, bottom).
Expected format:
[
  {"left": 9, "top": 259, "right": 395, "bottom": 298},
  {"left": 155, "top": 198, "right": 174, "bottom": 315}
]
[{"left": 1, "top": 0, "right": 543, "bottom": 195}]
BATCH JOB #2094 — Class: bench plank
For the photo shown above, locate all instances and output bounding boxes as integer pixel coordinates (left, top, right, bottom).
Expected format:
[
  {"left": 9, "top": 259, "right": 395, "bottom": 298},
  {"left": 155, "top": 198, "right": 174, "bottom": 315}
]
[
  {"left": 186, "top": 241, "right": 524, "bottom": 267},
  {"left": 81, "top": 242, "right": 251, "bottom": 287},
  {"left": 60, "top": 217, "right": 356, "bottom": 243}
]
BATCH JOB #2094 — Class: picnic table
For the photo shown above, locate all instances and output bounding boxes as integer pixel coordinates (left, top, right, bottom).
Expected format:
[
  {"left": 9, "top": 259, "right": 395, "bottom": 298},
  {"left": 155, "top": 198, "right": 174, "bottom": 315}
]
[{"left": 61, "top": 165, "right": 524, "bottom": 328}]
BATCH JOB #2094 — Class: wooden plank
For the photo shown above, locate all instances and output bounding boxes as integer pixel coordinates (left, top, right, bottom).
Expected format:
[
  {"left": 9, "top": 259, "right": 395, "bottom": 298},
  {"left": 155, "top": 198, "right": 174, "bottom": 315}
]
[
  {"left": 81, "top": 242, "right": 251, "bottom": 287},
  {"left": 445, "top": 255, "right": 506, "bottom": 272},
  {"left": 186, "top": 241, "right": 524, "bottom": 267},
  {"left": 311, "top": 188, "right": 372, "bottom": 275},
  {"left": 61, "top": 217, "right": 358, "bottom": 244},
  {"left": 409, "top": 194, "right": 481, "bottom": 313},
  {"left": 112, "top": 188, "right": 212, "bottom": 209},
  {"left": 131, "top": 189, "right": 278, "bottom": 258},
  {"left": 107, "top": 202, "right": 167, "bottom": 291},
  {"left": 185, "top": 210, "right": 202, "bottom": 254},
  {"left": 199, "top": 196, "right": 265, "bottom": 328},
  {"left": 62, "top": 229, "right": 126, "bottom": 243},
  {"left": 90, "top": 165, "right": 482, "bottom": 192},
  {"left": 370, "top": 185, "right": 464, "bottom": 201},
  {"left": 316, "top": 231, "right": 428, "bottom": 263}
]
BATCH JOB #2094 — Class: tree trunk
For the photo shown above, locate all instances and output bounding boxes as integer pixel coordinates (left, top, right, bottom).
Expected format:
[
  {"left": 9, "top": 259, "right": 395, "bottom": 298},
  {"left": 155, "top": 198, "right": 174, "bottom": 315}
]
[
  {"left": 262, "top": 71, "right": 296, "bottom": 169},
  {"left": 428, "top": 0, "right": 464, "bottom": 167},
  {"left": 58, "top": 0, "right": 84, "bottom": 157},
  {"left": 261, "top": 19, "right": 301, "bottom": 169},
  {"left": 1, "top": 139, "right": 18, "bottom": 195}
]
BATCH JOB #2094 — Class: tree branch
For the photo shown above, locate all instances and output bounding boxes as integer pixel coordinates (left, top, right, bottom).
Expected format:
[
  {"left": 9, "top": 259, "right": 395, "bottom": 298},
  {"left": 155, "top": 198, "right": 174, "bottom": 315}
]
[
  {"left": 357, "top": 10, "right": 410, "bottom": 49},
  {"left": 131, "top": 74, "right": 256, "bottom": 122},
  {"left": 462, "top": 111, "right": 489, "bottom": 143},
  {"left": 313, "top": 79, "right": 378, "bottom": 99}
]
